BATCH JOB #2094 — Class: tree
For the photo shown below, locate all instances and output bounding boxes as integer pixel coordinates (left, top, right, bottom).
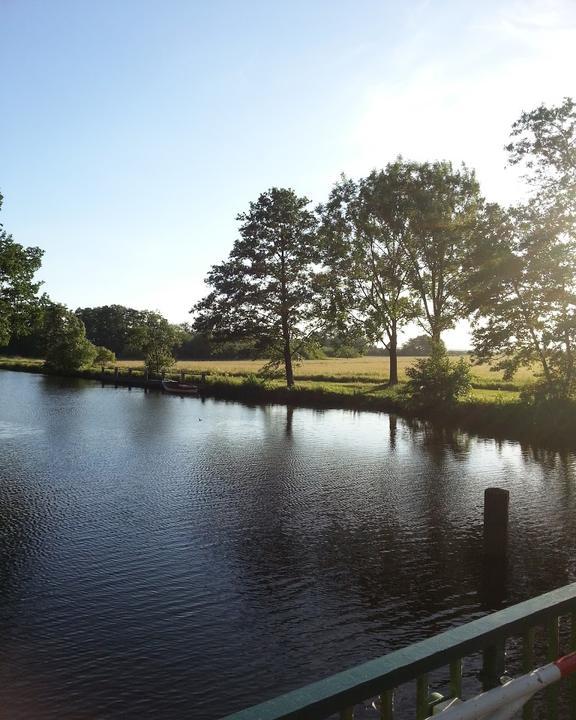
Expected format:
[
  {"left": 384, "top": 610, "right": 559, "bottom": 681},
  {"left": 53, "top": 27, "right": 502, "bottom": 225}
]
[
  {"left": 468, "top": 141, "right": 576, "bottom": 397},
  {"left": 319, "top": 168, "right": 418, "bottom": 385},
  {"left": 94, "top": 346, "right": 116, "bottom": 366},
  {"left": 75, "top": 305, "right": 145, "bottom": 357},
  {"left": 466, "top": 97, "right": 576, "bottom": 399},
  {"left": 467, "top": 204, "right": 576, "bottom": 395},
  {"left": 43, "top": 304, "right": 97, "bottom": 372},
  {"left": 397, "top": 161, "right": 483, "bottom": 346},
  {"left": 317, "top": 328, "right": 368, "bottom": 358},
  {"left": 506, "top": 97, "right": 576, "bottom": 217},
  {"left": 399, "top": 334, "right": 437, "bottom": 356},
  {"left": 192, "top": 187, "right": 319, "bottom": 387},
  {"left": 128, "top": 311, "right": 187, "bottom": 375},
  {"left": 0, "top": 191, "right": 44, "bottom": 347}
]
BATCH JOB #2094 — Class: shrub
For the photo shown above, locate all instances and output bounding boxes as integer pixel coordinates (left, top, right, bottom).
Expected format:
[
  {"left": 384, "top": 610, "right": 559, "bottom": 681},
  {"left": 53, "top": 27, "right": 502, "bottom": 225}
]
[
  {"left": 404, "top": 345, "right": 472, "bottom": 407},
  {"left": 241, "top": 373, "right": 268, "bottom": 390},
  {"left": 94, "top": 346, "right": 116, "bottom": 366},
  {"left": 520, "top": 375, "right": 575, "bottom": 404},
  {"left": 43, "top": 306, "right": 97, "bottom": 373}
]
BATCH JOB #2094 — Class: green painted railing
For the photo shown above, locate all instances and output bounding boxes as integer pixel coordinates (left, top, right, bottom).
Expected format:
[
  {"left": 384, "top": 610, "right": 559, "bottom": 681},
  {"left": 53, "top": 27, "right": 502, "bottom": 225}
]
[{"left": 220, "top": 582, "right": 576, "bottom": 720}]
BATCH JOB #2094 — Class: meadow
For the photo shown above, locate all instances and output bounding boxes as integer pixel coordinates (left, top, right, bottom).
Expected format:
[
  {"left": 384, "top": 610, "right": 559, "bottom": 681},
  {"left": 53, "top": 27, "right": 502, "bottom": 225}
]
[
  {"left": 117, "top": 356, "right": 533, "bottom": 393},
  {"left": 0, "top": 355, "right": 533, "bottom": 402}
]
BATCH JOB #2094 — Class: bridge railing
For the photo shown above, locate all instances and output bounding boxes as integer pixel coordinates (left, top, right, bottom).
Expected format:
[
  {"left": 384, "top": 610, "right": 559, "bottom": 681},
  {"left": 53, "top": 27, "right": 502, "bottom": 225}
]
[{"left": 219, "top": 582, "right": 576, "bottom": 720}]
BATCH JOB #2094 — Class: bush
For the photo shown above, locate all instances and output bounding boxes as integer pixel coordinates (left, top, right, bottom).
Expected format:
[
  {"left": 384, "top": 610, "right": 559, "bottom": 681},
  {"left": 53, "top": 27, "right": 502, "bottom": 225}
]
[
  {"left": 43, "top": 307, "right": 97, "bottom": 373},
  {"left": 404, "top": 345, "right": 472, "bottom": 407},
  {"left": 520, "top": 376, "right": 575, "bottom": 404},
  {"left": 241, "top": 373, "right": 268, "bottom": 389},
  {"left": 94, "top": 346, "right": 116, "bottom": 366}
]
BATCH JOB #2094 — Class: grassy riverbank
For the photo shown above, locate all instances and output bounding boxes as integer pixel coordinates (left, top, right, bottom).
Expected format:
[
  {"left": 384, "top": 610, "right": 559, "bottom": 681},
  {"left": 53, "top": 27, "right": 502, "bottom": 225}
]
[{"left": 2, "top": 355, "right": 574, "bottom": 449}]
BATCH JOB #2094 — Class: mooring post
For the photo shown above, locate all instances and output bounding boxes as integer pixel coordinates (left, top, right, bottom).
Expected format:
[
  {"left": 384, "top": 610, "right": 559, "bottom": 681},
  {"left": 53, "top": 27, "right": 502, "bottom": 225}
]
[
  {"left": 144, "top": 368, "right": 149, "bottom": 391},
  {"left": 114, "top": 366, "right": 119, "bottom": 385},
  {"left": 481, "top": 487, "right": 510, "bottom": 689},
  {"left": 101, "top": 365, "right": 105, "bottom": 379},
  {"left": 201, "top": 371, "right": 206, "bottom": 385},
  {"left": 484, "top": 487, "right": 509, "bottom": 559},
  {"left": 180, "top": 369, "right": 185, "bottom": 383}
]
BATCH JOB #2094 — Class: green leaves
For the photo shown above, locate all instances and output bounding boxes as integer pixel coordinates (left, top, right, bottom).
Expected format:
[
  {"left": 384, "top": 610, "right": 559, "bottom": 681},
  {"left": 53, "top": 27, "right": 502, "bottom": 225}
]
[
  {"left": 318, "top": 161, "right": 481, "bottom": 383},
  {"left": 404, "top": 344, "right": 472, "bottom": 407},
  {"left": 0, "top": 192, "right": 44, "bottom": 347},
  {"left": 192, "top": 187, "right": 319, "bottom": 387},
  {"left": 43, "top": 304, "right": 97, "bottom": 373},
  {"left": 466, "top": 99, "right": 576, "bottom": 399},
  {"left": 127, "top": 311, "right": 187, "bottom": 375}
]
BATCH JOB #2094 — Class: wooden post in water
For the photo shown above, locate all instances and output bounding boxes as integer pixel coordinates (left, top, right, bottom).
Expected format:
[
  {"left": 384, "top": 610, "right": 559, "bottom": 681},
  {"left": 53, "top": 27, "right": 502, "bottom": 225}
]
[
  {"left": 180, "top": 370, "right": 185, "bottom": 383},
  {"left": 128, "top": 367, "right": 133, "bottom": 387},
  {"left": 483, "top": 487, "right": 509, "bottom": 559},
  {"left": 481, "top": 487, "right": 510, "bottom": 689},
  {"left": 144, "top": 368, "right": 149, "bottom": 391},
  {"left": 114, "top": 366, "right": 119, "bottom": 385},
  {"left": 201, "top": 371, "right": 206, "bottom": 385}
]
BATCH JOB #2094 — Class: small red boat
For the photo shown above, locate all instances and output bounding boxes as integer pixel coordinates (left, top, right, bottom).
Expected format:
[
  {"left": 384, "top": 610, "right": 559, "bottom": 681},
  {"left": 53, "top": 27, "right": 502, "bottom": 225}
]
[{"left": 162, "top": 380, "right": 199, "bottom": 395}]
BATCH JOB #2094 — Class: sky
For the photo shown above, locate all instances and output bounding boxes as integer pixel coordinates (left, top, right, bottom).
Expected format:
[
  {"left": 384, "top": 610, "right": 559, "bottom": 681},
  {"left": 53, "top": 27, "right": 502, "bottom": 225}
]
[{"left": 1, "top": 0, "right": 575, "bottom": 349}]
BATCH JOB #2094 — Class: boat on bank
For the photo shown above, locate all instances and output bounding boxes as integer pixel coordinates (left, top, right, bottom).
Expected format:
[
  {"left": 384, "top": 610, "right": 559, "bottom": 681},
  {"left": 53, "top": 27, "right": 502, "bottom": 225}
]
[{"left": 161, "top": 379, "right": 199, "bottom": 395}]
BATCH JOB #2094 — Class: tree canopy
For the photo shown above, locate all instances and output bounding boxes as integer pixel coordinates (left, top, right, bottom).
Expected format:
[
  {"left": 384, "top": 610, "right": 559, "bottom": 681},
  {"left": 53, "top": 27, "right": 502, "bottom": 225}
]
[
  {"left": 467, "top": 98, "right": 576, "bottom": 398},
  {"left": 192, "top": 187, "right": 319, "bottom": 387},
  {"left": 0, "top": 191, "right": 44, "bottom": 347},
  {"left": 319, "top": 167, "right": 419, "bottom": 384},
  {"left": 127, "top": 311, "right": 188, "bottom": 375},
  {"left": 396, "top": 160, "right": 483, "bottom": 344},
  {"left": 75, "top": 305, "right": 146, "bottom": 357},
  {"left": 43, "top": 303, "right": 98, "bottom": 373},
  {"left": 506, "top": 96, "right": 576, "bottom": 216},
  {"left": 399, "top": 334, "right": 438, "bottom": 356}
]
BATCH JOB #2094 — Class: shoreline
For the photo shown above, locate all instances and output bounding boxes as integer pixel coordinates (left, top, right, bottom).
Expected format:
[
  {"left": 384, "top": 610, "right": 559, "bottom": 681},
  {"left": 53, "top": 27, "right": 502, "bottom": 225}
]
[{"left": 1, "top": 361, "right": 575, "bottom": 451}]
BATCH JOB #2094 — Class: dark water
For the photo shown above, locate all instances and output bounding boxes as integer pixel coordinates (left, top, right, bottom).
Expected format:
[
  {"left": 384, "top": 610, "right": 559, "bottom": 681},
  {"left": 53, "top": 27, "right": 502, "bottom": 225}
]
[{"left": 0, "top": 370, "right": 575, "bottom": 719}]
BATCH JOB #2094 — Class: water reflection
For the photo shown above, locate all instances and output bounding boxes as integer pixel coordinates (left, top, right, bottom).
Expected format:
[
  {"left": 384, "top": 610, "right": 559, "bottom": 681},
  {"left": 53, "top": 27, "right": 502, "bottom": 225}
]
[{"left": 0, "top": 370, "right": 575, "bottom": 719}]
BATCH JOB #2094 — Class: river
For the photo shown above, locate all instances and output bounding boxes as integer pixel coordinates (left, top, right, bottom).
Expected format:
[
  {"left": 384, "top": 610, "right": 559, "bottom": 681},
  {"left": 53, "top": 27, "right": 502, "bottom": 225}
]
[{"left": 0, "top": 370, "right": 574, "bottom": 719}]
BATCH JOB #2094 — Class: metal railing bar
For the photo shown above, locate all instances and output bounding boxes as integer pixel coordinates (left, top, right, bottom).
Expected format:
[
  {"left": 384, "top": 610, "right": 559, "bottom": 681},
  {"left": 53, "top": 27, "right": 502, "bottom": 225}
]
[
  {"left": 416, "top": 674, "right": 429, "bottom": 720},
  {"left": 522, "top": 626, "right": 535, "bottom": 720},
  {"left": 570, "top": 613, "right": 576, "bottom": 720},
  {"left": 379, "top": 688, "right": 394, "bottom": 720},
  {"left": 449, "top": 659, "right": 462, "bottom": 700},
  {"left": 547, "top": 616, "right": 560, "bottom": 720},
  {"left": 219, "top": 583, "right": 576, "bottom": 720}
]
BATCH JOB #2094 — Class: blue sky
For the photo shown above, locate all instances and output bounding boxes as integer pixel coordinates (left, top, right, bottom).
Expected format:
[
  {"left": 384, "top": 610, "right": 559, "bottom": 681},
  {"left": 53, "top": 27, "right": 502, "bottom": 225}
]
[{"left": 1, "top": 0, "right": 575, "bottom": 347}]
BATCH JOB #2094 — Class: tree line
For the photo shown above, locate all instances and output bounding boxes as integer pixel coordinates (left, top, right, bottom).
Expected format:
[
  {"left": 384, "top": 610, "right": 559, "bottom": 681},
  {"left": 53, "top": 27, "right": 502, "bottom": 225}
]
[
  {"left": 1, "top": 98, "right": 575, "bottom": 398},
  {"left": 192, "top": 98, "right": 576, "bottom": 397}
]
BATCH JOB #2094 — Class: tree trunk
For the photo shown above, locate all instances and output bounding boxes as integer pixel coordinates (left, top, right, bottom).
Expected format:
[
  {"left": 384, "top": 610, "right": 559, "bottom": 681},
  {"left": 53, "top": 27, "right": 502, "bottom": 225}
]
[
  {"left": 281, "top": 313, "right": 294, "bottom": 388},
  {"left": 388, "top": 328, "right": 398, "bottom": 386},
  {"left": 431, "top": 326, "right": 442, "bottom": 349}
]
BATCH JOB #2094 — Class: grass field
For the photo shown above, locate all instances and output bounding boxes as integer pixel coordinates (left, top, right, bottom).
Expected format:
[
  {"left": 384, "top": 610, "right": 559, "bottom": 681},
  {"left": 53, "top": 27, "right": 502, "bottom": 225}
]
[
  {"left": 114, "top": 356, "right": 536, "bottom": 388},
  {"left": 0, "top": 355, "right": 537, "bottom": 390}
]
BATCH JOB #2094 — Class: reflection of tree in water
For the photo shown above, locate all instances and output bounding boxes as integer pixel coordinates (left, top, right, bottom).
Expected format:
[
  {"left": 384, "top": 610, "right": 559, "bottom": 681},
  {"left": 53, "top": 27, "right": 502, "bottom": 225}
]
[
  {"left": 221, "top": 411, "right": 576, "bottom": 663},
  {"left": 219, "top": 414, "right": 486, "bottom": 661},
  {"left": 403, "top": 417, "right": 472, "bottom": 460},
  {"left": 285, "top": 406, "right": 294, "bottom": 436}
]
